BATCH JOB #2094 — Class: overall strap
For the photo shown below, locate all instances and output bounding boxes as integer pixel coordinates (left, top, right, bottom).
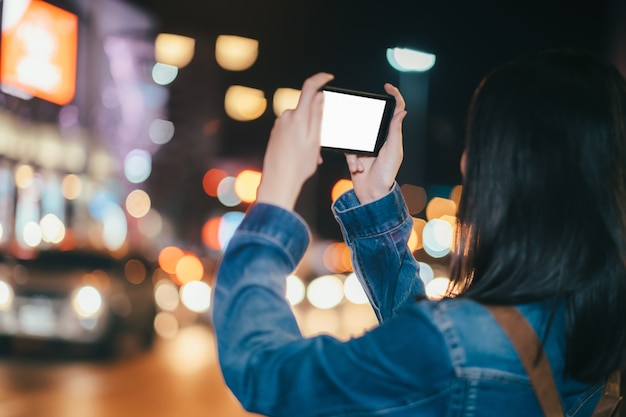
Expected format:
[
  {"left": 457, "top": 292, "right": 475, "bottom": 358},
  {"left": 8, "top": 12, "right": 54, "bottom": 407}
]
[{"left": 485, "top": 305, "right": 564, "bottom": 417}]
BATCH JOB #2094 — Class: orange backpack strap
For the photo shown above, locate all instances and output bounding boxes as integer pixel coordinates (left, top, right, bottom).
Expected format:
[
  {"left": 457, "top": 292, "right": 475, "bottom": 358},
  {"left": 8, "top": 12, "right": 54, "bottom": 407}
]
[
  {"left": 485, "top": 305, "right": 622, "bottom": 417},
  {"left": 485, "top": 305, "right": 564, "bottom": 417}
]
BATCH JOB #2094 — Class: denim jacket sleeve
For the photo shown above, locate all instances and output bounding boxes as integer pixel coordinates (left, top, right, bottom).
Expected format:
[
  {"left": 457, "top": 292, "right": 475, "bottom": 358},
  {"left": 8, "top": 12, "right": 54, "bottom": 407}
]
[
  {"left": 332, "top": 183, "right": 425, "bottom": 323},
  {"left": 211, "top": 202, "right": 450, "bottom": 417}
]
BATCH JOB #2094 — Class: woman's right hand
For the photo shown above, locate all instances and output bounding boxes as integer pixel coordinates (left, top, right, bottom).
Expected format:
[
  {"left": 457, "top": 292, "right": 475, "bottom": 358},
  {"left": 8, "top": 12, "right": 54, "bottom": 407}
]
[
  {"left": 345, "top": 83, "right": 407, "bottom": 204},
  {"left": 256, "top": 72, "right": 335, "bottom": 211}
]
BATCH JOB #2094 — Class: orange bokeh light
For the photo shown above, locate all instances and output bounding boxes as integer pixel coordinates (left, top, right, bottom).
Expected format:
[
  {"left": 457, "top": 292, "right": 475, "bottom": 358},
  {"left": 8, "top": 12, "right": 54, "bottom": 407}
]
[
  {"left": 322, "top": 242, "right": 353, "bottom": 273},
  {"left": 202, "top": 168, "right": 227, "bottom": 197},
  {"left": 234, "top": 169, "right": 262, "bottom": 203},
  {"left": 158, "top": 246, "right": 184, "bottom": 275},
  {"left": 202, "top": 217, "right": 222, "bottom": 250},
  {"left": 410, "top": 217, "right": 426, "bottom": 252},
  {"left": 331, "top": 179, "right": 353, "bottom": 202},
  {"left": 175, "top": 254, "right": 204, "bottom": 283}
]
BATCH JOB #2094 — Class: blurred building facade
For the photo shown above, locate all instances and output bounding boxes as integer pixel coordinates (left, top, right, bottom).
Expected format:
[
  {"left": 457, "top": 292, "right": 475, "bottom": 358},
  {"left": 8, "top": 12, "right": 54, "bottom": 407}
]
[{"left": 0, "top": 0, "right": 169, "bottom": 258}]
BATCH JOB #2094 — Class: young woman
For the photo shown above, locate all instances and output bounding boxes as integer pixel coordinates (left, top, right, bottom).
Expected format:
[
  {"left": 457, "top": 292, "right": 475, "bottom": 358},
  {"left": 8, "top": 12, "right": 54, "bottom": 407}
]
[{"left": 211, "top": 50, "right": 626, "bottom": 416}]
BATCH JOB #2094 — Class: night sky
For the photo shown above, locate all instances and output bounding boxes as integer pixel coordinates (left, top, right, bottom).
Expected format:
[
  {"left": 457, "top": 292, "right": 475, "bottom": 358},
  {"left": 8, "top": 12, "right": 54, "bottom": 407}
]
[{"left": 125, "top": 0, "right": 620, "bottom": 243}]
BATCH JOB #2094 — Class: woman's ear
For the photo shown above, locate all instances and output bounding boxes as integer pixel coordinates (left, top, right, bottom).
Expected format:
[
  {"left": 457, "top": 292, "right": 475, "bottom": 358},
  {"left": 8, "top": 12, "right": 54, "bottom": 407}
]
[{"left": 460, "top": 149, "right": 467, "bottom": 178}]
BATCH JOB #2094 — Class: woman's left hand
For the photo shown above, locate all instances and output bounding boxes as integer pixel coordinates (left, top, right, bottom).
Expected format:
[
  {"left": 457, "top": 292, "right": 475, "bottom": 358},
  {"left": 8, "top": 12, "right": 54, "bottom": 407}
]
[
  {"left": 256, "top": 72, "right": 335, "bottom": 211},
  {"left": 345, "top": 83, "right": 407, "bottom": 204}
]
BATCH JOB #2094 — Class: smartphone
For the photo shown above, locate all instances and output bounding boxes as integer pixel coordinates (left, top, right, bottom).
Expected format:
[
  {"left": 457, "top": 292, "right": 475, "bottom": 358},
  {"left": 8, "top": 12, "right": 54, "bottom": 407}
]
[{"left": 320, "top": 86, "right": 396, "bottom": 156}]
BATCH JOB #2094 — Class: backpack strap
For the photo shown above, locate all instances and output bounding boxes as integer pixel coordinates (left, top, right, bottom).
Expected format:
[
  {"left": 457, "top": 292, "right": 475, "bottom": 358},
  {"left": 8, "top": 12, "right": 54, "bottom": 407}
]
[
  {"left": 485, "top": 305, "right": 564, "bottom": 417},
  {"left": 485, "top": 305, "right": 622, "bottom": 417},
  {"left": 593, "top": 371, "right": 622, "bottom": 417}
]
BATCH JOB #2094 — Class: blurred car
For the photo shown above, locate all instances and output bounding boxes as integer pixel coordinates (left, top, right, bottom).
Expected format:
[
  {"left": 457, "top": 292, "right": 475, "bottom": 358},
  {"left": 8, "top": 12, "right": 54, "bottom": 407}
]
[{"left": 0, "top": 249, "right": 157, "bottom": 358}]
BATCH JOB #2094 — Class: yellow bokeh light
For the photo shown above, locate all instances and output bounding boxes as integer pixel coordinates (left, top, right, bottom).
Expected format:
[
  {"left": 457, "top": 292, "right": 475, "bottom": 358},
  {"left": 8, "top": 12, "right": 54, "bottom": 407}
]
[
  {"left": 234, "top": 169, "right": 262, "bottom": 203},
  {"left": 14, "top": 164, "right": 34, "bottom": 189},
  {"left": 125, "top": 189, "right": 151, "bottom": 218},
  {"left": 158, "top": 246, "right": 184, "bottom": 275},
  {"left": 411, "top": 217, "right": 427, "bottom": 252},
  {"left": 273, "top": 88, "right": 301, "bottom": 116},
  {"left": 175, "top": 254, "right": 204, "bottom": 284},
  {"left": 215, "top": 35, "right": 259, "bottom": 71},
  {"left": 331, "top": 179, "right": 353, "bottom": 202},
  {"left": 61, "top": 173, "right": 82, "bottom": 200},
  {"left": 155, "top": 33, "right": 195, "bottom": 68},
  {"left": 425, "top": 197, "right": 457, "bottom": 220},
  {"left": 450, "top": 185, "right": 462, "bottom": 207},
  {"left": 224, "top": 85, "right": 267, "bottom": 121}
]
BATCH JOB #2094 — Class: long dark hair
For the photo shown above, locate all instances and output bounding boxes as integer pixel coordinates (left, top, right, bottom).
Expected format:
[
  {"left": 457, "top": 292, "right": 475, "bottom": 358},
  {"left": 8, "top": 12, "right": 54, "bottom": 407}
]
[{"left": 449, "top": 49, "right": 626, "bottom": 382}]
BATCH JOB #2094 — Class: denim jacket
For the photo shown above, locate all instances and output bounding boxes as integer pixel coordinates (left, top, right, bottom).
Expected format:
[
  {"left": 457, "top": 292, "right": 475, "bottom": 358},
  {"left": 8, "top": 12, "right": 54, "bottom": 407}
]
[{"left": 211, "top": 184, "right": 602, "bottom": 417}]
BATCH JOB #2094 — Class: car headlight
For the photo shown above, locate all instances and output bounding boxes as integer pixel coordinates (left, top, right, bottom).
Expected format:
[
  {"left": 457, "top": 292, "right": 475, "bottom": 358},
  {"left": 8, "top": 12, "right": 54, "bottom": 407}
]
[
  {"left": 72, "top": 285, "right": 103, "bottom": 318},
  {"left": 0, "top": 280, "right": 14, "bottom": 311}
]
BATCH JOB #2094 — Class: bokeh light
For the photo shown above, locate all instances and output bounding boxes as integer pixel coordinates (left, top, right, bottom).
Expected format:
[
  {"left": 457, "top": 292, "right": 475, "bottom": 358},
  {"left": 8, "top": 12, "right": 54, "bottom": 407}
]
[
  {"left": 307, "top": 275, "right": 344, "bottom": 309},
  {"left": 218, "top": 211, "right": 245, "bottom": 250},
  {"left": 202, "top": 168, "right": 228, "bottom": 197},
  {"left": 386, "top": 47, "right": 436, "bottom": 72},
  {"left": 14, "top": 164, "right": 34, "bottom": 189},
  {"left": 422, "top": 218, "right": 453, "bottom": 258},
  {"left": 154, "top": 311, "right": 179, "bottom": 339},
  {"left": 425, "top": 197, "right": 457, "bottom": 220},
  {"left": 155, "top": 33, "right": 195, "bottom": 68},
  {"left": 425, "top": 277, "right": 451, "bottom": 300},
  {"left": 22, "top": 221, "right": 42, "bottom": 247},
  {"left": 158, "top": 246, "right": 184, "bottom": 275},
  {"left": 180, "top": 281, "right": 211, "bottom": 313},
  {"left": 331, "top": 179, "right": 353, "bottom": 202},
  {"left": 273, "top": 88, "right": 301, "bottom": 116},
  {"left": 39, "top": 213, "right": 65, "bottom": 244},
  {"left": 149, "top": 119, "right": 175, "bottom": 145},
  {"left": 418, "top": 262, "right": 435, "bottom": 286},
  {"left": 224, "top": 85, "right": 267, "bottom": 121},
  {"left": 201, "top": 217, "right": 221, "bottom": 250},
  {"left": 152, "top": 63, "right": 178, "bottom": 85},
  {"left": 215, "top": 35, "right": 259, "bottom": 71},
  {"left": 175, "top": 254, "right": 204, "bottom": 284},
  {"left": 286, "top": 274, "right": 305, "bottom": 306},
  {"left": 124, "top": 149, "right": 152, "bottom": 184},
  {"left": 450, "top": 185, "right": 462, "bottom": 207},
  {"left": 344, "top": 273, "right": 368, "bottom": 304},
  {"left": 124, "top": 259, "right": 147, "bottom": 284},
  {"left": 125, "top": 189, "right": 151, "bottom": 219},
  {"left": 411, "top": 217, "right": 427, "bottom": 252},
  {"left": 61, "top": 173, "right": 82, "bottom": 200},
  {"left": 101, "top": 204, "right": 128, "bottom": 251},
  {"left": 217, "top": 176, "right": 241, "bottom": 207},
  {"left": 234, "top": 169, "right": 261, "bottom": 203},
  {"left": 154, "top": 280, "right": 180, "bottom": 311},
  {"left": 322, "top": 242, "right": 352, "bottom": 273},
  {"left": 401, "top": 184, "right": 427, "bottom": 215}
]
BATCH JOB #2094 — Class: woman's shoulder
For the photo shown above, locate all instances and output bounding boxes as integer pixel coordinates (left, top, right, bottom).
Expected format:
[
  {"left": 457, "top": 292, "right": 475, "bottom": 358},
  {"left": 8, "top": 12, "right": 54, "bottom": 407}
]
[{"left": 407, "top": 297, "right": 565, "bottom": 371}]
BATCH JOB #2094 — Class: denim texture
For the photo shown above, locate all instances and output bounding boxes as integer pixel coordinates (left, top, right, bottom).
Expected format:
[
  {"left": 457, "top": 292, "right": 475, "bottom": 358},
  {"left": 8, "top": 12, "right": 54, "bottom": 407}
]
[{"left": 211, "top": 184, "right": 602, "bottom": 416}]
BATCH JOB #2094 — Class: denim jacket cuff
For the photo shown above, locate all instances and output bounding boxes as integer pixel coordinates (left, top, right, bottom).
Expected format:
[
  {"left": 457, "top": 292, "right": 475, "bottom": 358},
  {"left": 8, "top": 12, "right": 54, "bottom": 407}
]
[
  {"left": 237, "top": 203, "right": 311, "bottom": 270},
  {"left": 331, "top": 183, "right": 410, "bottom": 244}
]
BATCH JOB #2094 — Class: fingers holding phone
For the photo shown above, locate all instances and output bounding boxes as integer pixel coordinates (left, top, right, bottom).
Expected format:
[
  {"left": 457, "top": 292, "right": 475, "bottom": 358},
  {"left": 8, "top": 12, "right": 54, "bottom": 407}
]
[
  {"left": 344, "top": 83, "right": 407, "bottom": 204},
  {"left": 256, "top": 72, "right": 334, "bottom": 211}
]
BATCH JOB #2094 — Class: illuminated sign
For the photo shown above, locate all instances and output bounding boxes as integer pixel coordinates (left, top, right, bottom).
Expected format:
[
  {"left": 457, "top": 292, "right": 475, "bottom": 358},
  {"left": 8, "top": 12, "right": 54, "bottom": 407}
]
[{"left": 1, "top": 0, "right": 78, "bottom": 105}]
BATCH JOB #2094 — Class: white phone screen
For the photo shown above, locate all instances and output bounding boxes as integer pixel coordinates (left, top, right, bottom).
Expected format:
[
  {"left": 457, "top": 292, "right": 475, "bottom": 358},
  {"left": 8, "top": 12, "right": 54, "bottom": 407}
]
[{"left": 321, "top": 90, "right": 388, "bottom": 153}]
